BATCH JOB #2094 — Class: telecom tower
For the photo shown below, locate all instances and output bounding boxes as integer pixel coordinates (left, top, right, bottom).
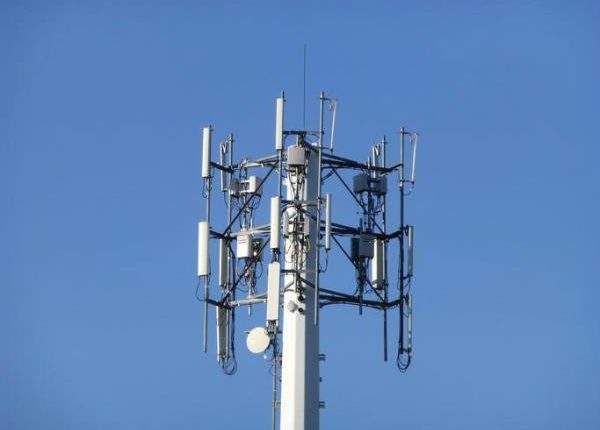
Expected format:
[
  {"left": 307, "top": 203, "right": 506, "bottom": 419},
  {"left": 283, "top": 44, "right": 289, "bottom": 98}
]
[{"left": 197, "top": 92, "right": 418, "bottom": 430}]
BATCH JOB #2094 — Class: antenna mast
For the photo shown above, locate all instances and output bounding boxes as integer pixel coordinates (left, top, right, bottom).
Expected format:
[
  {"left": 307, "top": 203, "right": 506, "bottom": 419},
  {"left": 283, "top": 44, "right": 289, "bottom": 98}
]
[{"left": 196, "top": 92, "right": 419, "bottom": 429}]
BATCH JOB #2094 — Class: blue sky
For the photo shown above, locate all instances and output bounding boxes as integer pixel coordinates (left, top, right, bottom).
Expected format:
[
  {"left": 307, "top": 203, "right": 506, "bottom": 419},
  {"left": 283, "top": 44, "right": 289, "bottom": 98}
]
[{"left": 3, "top": 1, "right": 600, "bottom": 429}]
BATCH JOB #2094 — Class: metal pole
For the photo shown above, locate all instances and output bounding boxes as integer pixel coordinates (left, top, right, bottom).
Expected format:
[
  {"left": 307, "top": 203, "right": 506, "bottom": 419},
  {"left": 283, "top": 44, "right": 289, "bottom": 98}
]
[
  {"left": 227, "top": 134, "right": 234, "bottom": 362},
  {"left": 280, "top": 146, "right": 320, "bottom": 430},
  {"left": 272, "top": 340, "right": 279, "bottom": 430},
  {"left": 399, "top": 127, "right": 405, "bottom": 355},
  {"left": 314, "top": 91, "right": 325, "bottom": 325},
  {"left": 203, "top": 161, "right": 212, "bottom": 353},
  {"left": 382, "top": 136, "right": 388, "bottom": 362},
  {"left": 278, "top": 91, "right": 285, "bottom": 202}
]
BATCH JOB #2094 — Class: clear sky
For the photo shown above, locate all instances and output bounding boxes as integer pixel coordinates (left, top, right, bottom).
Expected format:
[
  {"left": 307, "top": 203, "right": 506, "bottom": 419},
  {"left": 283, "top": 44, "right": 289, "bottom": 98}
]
[{"left": 3, "top": 1, "right": 600, "bottom": 429}]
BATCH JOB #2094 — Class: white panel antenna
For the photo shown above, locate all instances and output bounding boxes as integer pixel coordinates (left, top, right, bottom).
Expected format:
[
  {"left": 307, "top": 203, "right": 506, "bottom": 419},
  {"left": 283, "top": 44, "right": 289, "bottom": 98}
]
[
  {"left": 371, "top": 238, "right": 384, "bottom": 289},
  {"left": 411, "top": 133, "right": 418, "bottom": 184},
  {"left": 407, "top": 225, "right": 414, "bottom": 277},
  {"left": 219, "top": 140, "right": 227, "bottom": 191},
  {"left": 324, "top": 193, "right": 331, "bottom": 251},
  {"left": 266, "top": 261, "right": 281, "bottom": 322},
  {"left": 202, "top": 126, "right": 211, "bottom": 178},
  {"left": 218, "top": 239, "right": 228, "bottom": 286},
  {"left": 197, "top": 221, "right": 209, "bottom": 276},
  {"left": 270, "top": 196, "right": 280, "bottom": 249},
  {"left": 329, "top": 99, "right": 337, "bottom": 151},
  {"left": 275, "top": 96, "right": 284, "bottom": 150}
]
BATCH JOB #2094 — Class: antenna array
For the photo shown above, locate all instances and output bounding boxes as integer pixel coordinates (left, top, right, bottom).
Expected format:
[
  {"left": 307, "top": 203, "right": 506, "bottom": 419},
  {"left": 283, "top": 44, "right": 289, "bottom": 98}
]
[{"left": 196, "top": 91, "right": 419, "bottom": 430}]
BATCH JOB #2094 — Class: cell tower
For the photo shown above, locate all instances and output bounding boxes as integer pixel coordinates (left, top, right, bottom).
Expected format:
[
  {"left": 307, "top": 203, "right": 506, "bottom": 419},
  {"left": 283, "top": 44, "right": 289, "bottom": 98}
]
[{"left": 197, "top": 92, "right": 418, "bottom": 430}]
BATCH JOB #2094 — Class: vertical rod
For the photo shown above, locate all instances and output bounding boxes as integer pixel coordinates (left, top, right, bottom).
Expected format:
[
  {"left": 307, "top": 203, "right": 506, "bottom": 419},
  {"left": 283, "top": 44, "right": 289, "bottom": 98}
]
[
  {"left": 382, "top": 136, "right": 388, "bottom": 362},
  {"left": 399, "top": 127, "right": 405, "bottom": 355},
  {"left": 227, "top": 135, "right": 234, "bottom": 286},
  {"left": 203, "top": 272, "right": 209, "bottom": 352},
  {"left": 303, "top": 44, "right": 307, "bottom": 129},
  {"left": 277, "top": 91, "right": 285, "bottom": 265},
  {"left": 314, "top": 91, "right": 325, "bottom": 325},
  {"left": 272, "top": 339, "right": 279, "bottom": 430},
  {"left": 278, "top": 91, "right": 285, "bottom": 200},
  {"left": 228, "top": 133, "right": 234, "bottom": 226},
  {"left": 227, "top": 134, "right": 234, "bottom": 361},
  {"left": 203, "top": 150, "right": 212, "bottom": 353},
  {"left": 219, "top": 145, "right": 225, "bottom": 191}
]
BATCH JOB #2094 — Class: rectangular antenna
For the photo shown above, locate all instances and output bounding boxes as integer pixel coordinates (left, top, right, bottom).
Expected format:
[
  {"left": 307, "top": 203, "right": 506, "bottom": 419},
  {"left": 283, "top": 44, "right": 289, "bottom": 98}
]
[
  {"left": 282, "top": 211, "right": 289, "bottom": 237},
  {"left": 371, "top": 239, "right": 384, "bottom": 289},
  {"left": 202, "top": 126, "right": 212, "bottom": 178},
  {"left": 198, "top": 221, "right": 210, "bottom": 276},
  {"left": 407, "top": 225, "right": 414, "bottom": 277},
  {"left": 407, "top": 293, "right": 413, "bottom": 348},
  {"left": 371, "top": 145, "right": 379, "bottom": 177},
  {"left": 325, "top": 193, "right": 331, "bottom": 251},
  {"left": 219, "top": 142, "right": 227, "bottom": 191},
  {"left": 218, "top": 239, "right": 228, "bottom": 286},
  {"left": 270, "top": 196, "right": 280, "bottom": 249},
  {"left": 411, "top": 133, "right": 418, "bottom": 184},
  {"left": 329, "top": 100, "right": 337, "bottom": 151},
  {"left": 266, "top": 261, "right": 281, "bottom": 322},
  {"left": 216, "top": 306, "right": 228, "bottom": 361},
  {"left": 275, "top": 97, "right": 284, "bottom": 150}
]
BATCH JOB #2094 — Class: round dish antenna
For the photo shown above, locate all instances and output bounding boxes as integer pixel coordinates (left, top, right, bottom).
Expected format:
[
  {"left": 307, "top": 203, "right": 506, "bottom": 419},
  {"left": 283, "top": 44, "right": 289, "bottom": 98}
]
[{"left": 246, "top": 327, "right": 270, "bottom": 354}]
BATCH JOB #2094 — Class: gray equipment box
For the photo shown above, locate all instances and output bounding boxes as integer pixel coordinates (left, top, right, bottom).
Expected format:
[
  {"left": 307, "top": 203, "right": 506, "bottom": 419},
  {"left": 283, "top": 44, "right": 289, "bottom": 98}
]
[
  {"left": 358, "top": 234, "right": 374, "bottom": 258},
  {"left": 373, "top": 176, "right": 387, "bottom": 196},
  {"left": 350, "top": 234, "right": 374, "bottom": 260},
  {"left": 353, "top": 173, "right": 387, "bottom": 196},
  {"left": 351, "top": 237, "right": 360, "bottom": 261},
  {"left": 240, "top": 176, "right": 263, "bottom": 196},
  {"left": 353, "top": 173, "right": 370, "bottom": 194},
  {"left": 229, "top": 177, "right": 240, "bottom": 196},
  {"left": 237, "top": 233, "right": 253, "bottom": 258},
  {"left": 288, "top": 146, "right": 306, "bottom": 167},
  {"left": 251, "top": 238, "right": 264, "bottom": 261}
]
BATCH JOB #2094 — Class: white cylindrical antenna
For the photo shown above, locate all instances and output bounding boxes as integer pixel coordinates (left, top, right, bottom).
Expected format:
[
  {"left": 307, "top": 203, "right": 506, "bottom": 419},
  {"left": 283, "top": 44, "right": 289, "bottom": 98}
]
[
  {"left": 266, "top": 261, "right": 281, "bottom": 322},
  {"left": 407, "top": 225, "right": 414, "bottom": 277},
  {"left": 198, "top": 221, "right": 210, "bottom": 276},
  {"left": 325, "top": 193, "right": 331, "bottom": 251},
  {"left": 202, "top": 126, "right": 212, "bottom": 178},
  {"left": 410, "top": 133, "right": 418, "bottom": 184},
  {"left": 218, "top": 239, "right": 228, "bottom": 286},
  {"left": 270, "top": 196, "right": 281, "bottom": 249},
  {"left": 275, "top": 96, "right": 284, "bottom": 150}
]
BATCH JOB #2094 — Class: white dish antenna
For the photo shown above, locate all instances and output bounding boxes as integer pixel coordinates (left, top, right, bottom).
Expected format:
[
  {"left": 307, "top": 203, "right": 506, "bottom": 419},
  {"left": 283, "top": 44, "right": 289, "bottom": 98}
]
[{"left": 246, "top": 327, "right": 271, "bottom": 354}]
